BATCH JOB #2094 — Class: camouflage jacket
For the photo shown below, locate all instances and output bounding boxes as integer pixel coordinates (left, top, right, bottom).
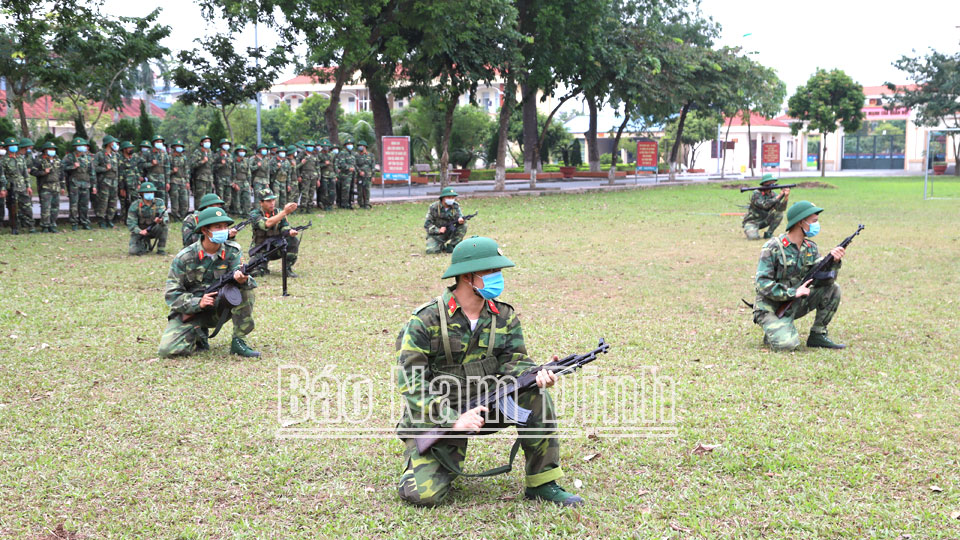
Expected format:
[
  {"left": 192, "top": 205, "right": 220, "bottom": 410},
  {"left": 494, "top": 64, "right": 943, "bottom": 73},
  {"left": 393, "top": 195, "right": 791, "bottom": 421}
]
[
  {"left": 213, "top": 150, "right": 233, "bottom": 182},
  {"left": 274, "top": 158, "right": 293, "bottom": 185},
  {"left": 395, "top": 286, "right": 536, "bottom": 432},
  {"left": 334, "top": 150, "right": 356, "bottom": 177},
  {"left": 248, "top": 155, "right": 269, "bottom": 181},
  {"left": 0, "top": 154, "right": 29, "bottom": 192},
  {"left": 743, "top": 190, "right": 787, "bottom": 224},
  {"left": 355, "top": 151, "right": 375, "bottom": 180},
  {"left": 319, "top": 151, "right": 335, "bottom": 179},
  {"left": 62, "top": 152, "right": 96, "bottom": 187},
  {"left": 298, "top": 153, "right": 318, "bottom": 178},
  {"left": 141, "top": 150, "right": 170, "bottom": 182},
  {"left": 94, "top": 150, "right": 120, "bottom": 186},
  {"left": 164, "top": 239, "right": 256, "bottom": 317},
  {"left": 181, "top": 210, "right": 202, "bottom": 246},
  {"left": 119, "top": 154, "right": 143, "bottom": 192},
  {"left": 189, "top": 149, "right": 214, "bottom": 181},
  {"left": 753, "top": 233, "right": 840, "bottom": 313},
  {"left": 169, "top": 153, "right": 188, "bottom": 183},
  {"left": 30, "top": 156, "right": 64, "bottom": 192},
  {"left": 424, "top": 201, "right": 463, "bottom": 235},
  {"left": 126, "top": 198, "right": 168, "bottom": 233},
  {"left": 234, "top": 156, "right": 250, "bottom": 185},
  {"left": 250, "top": 207, "right": 290, "bottom": 247}
]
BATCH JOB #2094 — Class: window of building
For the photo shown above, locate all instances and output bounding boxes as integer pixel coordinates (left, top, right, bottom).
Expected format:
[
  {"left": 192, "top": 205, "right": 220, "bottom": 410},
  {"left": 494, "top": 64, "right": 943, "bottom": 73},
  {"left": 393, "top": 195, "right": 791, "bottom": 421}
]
[
  {"left": 786, "top": 140, "right": 794, "bottom": 159},
  {"left": 359, "top": 91, "right": 370, "bottom": 112},
  {"left": 710, "top": 140, "right": 724, "bottom": 158}
]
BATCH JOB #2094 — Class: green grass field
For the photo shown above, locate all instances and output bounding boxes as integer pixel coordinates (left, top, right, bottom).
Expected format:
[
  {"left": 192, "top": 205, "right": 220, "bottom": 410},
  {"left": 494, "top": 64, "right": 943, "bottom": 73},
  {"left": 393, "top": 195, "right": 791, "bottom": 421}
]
[{"left": 2, "top": 176, "right": 959, "bottom": 538}]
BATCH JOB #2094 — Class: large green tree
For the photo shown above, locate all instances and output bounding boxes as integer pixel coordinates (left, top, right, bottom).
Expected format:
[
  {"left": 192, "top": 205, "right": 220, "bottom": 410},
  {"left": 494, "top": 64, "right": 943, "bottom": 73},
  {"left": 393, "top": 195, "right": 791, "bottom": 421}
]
[
  {"left": 787, "top": 68, "right": 865, "bottom": 177},
  {"left": 887, "top": 47, "right": 960, "bottom": 175}
]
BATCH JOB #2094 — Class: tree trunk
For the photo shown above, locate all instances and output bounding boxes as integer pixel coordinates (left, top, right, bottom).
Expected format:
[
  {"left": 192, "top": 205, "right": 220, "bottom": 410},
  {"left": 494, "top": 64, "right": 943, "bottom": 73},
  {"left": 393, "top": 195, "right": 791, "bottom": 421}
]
[
  {"left": 362, "top": 62, "right": 394, "bottom": 164},
  {"left": 15, "top": 98, "right": 30, "bottom": 138},
  {"left": 720, "top": 115, "right": 733, "bottom": 178},
  {"left": 494, "top": 75, "right": 516, "bottom": 192},
  {"left": 821, "top": 135, "right": 827, "bottom": 178},
  {"left": 325, "top": 66, "right": 352, "bottom": 145},
  {"left": 586, "top": 95, "right": 600, "bottom": 172},
  {"left": 520, "top": 82, "right": 538, "bottom": 173},
  {"left": 746, "top": 111, "right": 754, "bottom": 177},
  {"left": 438, "top": 95, "right": 457, "bottom": 187},
  {"left": 952, "top": 133, "right": 960, "bottom": 176},
  {"left": 609, "top": 113, "right": 629, "bottom": 184},
  {"left": 221, "top": 106, "right": 235, "bottom": 143},
  {"left": 530, "top": 92, "right": 576, "bottom": 189},
  {"left": 668, "top": 102, "right": 691, "bottom": 182}
]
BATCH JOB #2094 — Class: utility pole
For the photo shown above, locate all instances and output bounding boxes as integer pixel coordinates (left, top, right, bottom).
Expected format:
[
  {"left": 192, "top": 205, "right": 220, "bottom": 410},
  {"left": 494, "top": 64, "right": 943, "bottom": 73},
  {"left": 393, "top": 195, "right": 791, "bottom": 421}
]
[{"left": 255, "top": 20, "right": 262, "bottom": 146}]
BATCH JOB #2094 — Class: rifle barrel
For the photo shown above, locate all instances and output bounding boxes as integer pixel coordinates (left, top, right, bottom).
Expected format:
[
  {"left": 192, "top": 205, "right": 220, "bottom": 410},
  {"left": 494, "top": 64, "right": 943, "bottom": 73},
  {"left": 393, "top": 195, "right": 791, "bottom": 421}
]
[{"left": 740, "top": 184, "right": 797, "bottom": 192}]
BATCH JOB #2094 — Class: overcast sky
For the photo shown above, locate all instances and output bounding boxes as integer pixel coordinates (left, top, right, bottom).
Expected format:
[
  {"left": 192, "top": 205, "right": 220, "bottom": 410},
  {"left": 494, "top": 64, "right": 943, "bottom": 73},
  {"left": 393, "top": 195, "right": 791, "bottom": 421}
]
[{"left": 105, "top": 0, "right": 959, "bottom": 95}]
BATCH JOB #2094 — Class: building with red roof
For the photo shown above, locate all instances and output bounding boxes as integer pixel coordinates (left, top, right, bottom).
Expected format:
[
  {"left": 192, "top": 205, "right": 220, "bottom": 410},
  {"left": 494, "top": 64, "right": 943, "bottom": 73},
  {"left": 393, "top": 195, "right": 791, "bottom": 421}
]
[{"left": 0, "top": 89, "right": 166, "bottom": 140}]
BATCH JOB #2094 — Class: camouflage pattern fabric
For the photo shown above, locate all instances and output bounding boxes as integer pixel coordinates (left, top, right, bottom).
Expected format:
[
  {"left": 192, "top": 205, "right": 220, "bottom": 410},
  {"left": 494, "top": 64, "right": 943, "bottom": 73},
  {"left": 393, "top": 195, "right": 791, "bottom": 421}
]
[
  {"left": 189, "top": 149, "right": 215, "bottom": 201},
  {"left": 94, "top": 150, "right": 121, "bottom": 222},
  {"left": 63, "top": 152, "right": 96, "bottom": 227},
  {"left": 248, "top": 155, "right": 270, "bottom": 194},
  {"left": 297, "top": 153, "right": 318, "bottom": 209},
  {"left": 423, "top": 201, "right": 466, "bottom": 254},
  {"left": 355, "top": 150, "right": 375, "bottom": 209},
  {"left": 181, "top": 210, "right": 201, "bottom": 247},
  {"left": 119, "top": 154, "right": 143, "bottom": 211},
  {"left": 213, "top": 150, "right": 233, "bottom": 211},
  {"left": 1, "top": 154, "right": 34, "bottom": 230},
  {"left": 394, "top": 288, "right": 564, "bottom": 505},
  {"left": 168, "top": 153, "right": 190, "bottom": 219},
  {"left": 272, "top": 158, "right": 293, "bottom": 206},
  {"left": 126, "top": 198, "right": 168, "bottom": 255},
  {"left": 249, "top": 207, "right": 299, "bottom": 269},
  {"left": 158, "top": 239, "right": 257, "bottom": 357},
  {"left": 31, "top": 155, "right": 64, "bottom": 228},
  {"left": 141, "top": 150, "right": 171, "bottom": 203},
  {"left": 742, "top": 190, "right": 787, "bottom": 240},
  {"left": 334, "top": 150, "right": 356, "bottom": 209},
  {"left": 319, "top": 151, "right": 336, "bottom": 210},
  {"left": 752, "top": 234, "right": 842, "bottom": 350},
  {"left": 232, "top": 155, "right": 252, "bottom": 215}
]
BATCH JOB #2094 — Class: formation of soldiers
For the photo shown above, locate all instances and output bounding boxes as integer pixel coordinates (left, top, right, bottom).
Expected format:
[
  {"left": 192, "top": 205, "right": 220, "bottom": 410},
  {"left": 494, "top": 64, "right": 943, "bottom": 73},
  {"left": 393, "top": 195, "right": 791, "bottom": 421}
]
[{"left": 0, "top": 133, "right": 378, "bottom": 234}]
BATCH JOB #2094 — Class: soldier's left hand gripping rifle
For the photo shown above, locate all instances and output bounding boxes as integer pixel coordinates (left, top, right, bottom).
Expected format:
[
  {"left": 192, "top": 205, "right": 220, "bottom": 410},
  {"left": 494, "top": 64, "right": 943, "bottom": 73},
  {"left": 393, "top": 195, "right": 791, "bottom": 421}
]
[
  {"left": 145, "top": 208, "right": 169, "bottom": 252},
  {"left": 414, "top": 338, "right": 611, "bottom": 456},
  {"left": 442, "top": 212, "right": 477, "bottom": 234},
  {"left": 180, "top": 236, "right": 288, "bottom": 338},
  {"left": 773, "top": 224, "right": 865, "bottom": 318},
  {"left": 249, "top": 220, "right": 313, "bottom": 297}
]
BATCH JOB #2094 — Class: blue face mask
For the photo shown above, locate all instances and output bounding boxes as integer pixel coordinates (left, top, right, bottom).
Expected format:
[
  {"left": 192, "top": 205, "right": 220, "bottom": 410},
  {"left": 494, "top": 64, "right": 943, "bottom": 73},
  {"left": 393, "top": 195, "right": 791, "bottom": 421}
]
[
  {"left": 111, "top": 142, "right": 119, "bottom": 151},
  {"left": 237, "top": 151, "right": 246, "bottom": 157},
  {"left": 306, "top": 146, "right": 314, "bottom": 152},
  {"left": 279, "top": 152, "right": 286, "bottom": 158},
  {"left": 46, "top": 149, "right": 56, "bottom": 157},
  {"left": 141, "top": 148, "right": 150, "bottom": 154},
  {"left": 8, "top": 145, "right": 18, "bottom": 153},
  {"left": 474, "top": 272, "right": 504, "bottom": 300},
  {"left": 154, "top": 142, "right": 164, "bottom": 150},
  {"left": 345, "top": 144, "right": 354, "bottom": 151},
  {"left": 804, "top": 222, "right": 820, "bottom": 237},
  {"left": 143, "top": 192, "right": 155, "bottom": 201},
  {"left": 260, "top": 149, "right": 268, "bottom": 156},
  {"left": 332, "top": 149, "right": 339, "bottom": 155},
  {"left": 210, "top": 229, "right": 229, "bottom": 244},
  {"left": 202, "top": 141, "right": 211, "bottom": 149},
  {"left": 222, "top": 144, "right": 230, "bottom": 151},
  {"left": 77, "top": 146, "right": 87, "bottom": 153}
]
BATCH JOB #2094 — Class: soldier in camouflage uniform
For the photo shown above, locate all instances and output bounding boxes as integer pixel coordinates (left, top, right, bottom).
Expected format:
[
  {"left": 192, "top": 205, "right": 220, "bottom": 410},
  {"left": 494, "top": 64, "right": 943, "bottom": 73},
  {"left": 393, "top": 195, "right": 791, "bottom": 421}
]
[
  {"left": 424, "top": 187, "right": 467, "bottom": 254},
  {"left": 182, "top": 193, "right": 238, "bottom": 247},
  {"left": 141, "top": 135, "right": 171, "bottom": 208},
  {"left": 214, "top": 138, "right": 234, "bottom": 211},
  {"left": 232, "top": 145, "right": 252, "bottom": 216},
  {"left": 249, "top": 189, "right": 300, "bottom": 277},
  {"left": 167, "top": 140, "right": 190, "bottom": 220},
  {"left": 190, "top": 136, "right": 215, "bottom": 203},
  {"left": 271, "top": 146, "right": 293, "bottom": 207},
  {"left": 355, "top": 140, "right": 375, "bottom": 209},
  {"left": 119, "top": 141, "right": 142, "bottom": 212},
  {"left": 94, "top": 135, "right": 121, "bottom": 228},
  {"left": 743, "top": 174, "right": 790, "bottom": 240},
  {"left": 318, "top": 139, "right": 337, "bottom": 211},
  {"left": 335, "top": 136, "right": 357, "bottom": 209},
  {"left": 752, "top": 200, "right": 847, "bottom": 351},
  {"left": 395, "top": 236, "right": 583, "bottom": 507},
  {"left": 126, "top": 181, "right": 169, "bottom": 256},
  {"left": 296, "top": 140, "right": 319, "bottom": 211},
  {"left": 158, "top": 206, "right": 260, "bottom": 359},
  {"left": 249, "top": 144, "right": 271, "bottom": 195},
  {"left": 0, "top": 137, "right": 35, "bottom": 233},
  {"left": 31, "top": 141, "right": 65, "bottom": 233},
  {"left": 63, "top": 137, "right": 97, "bottom": 231}
]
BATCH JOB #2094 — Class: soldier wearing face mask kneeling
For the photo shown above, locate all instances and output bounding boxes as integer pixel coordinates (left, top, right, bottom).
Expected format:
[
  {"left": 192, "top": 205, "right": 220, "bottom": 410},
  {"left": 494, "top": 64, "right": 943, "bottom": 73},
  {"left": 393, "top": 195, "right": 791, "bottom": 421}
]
[{"left": 424, "top": 187, "right": 467, "bottom": 254}]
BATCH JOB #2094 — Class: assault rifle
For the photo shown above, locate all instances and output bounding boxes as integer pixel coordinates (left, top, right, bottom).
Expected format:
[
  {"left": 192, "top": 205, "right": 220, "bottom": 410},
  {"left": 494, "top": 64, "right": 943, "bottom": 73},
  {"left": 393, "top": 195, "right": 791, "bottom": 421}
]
[
  {"left": 144, "top": 210, "right": 169, "bottom": 252},
  {"left": 441, "top": 212, "right": 477, "bottom": 234},
  {"left": 740, "top": 183, "right": 796, "bottom": 192},
  {"left": 414, "top": 338, "right": 611, "bottom": 454},
  {"left": 182, "top": 235, "right": 288, "bottom": 337},
  {"left": 774, "top": 224, "right": 865, "bottom": 318},
  {"left": 249, "top": 220, "right": 312, "bottom": 296},
  {"left": 232, "top": 216, "right": 255, "bottom": 233}
]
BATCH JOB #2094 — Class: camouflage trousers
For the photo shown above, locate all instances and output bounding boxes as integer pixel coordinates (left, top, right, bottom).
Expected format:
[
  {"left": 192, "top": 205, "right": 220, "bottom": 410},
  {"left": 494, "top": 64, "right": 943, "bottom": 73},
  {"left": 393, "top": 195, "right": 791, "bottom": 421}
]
[
  {"left": 216, "top": 178, "right": 233, "bottom": 211},
  {"left": 95, "top": 182, "right": 119, "bottom": 222},
  {"left": 357, "top": 177, "right": 372, "bottom": 209},
  {"left": 232, "top": 183, "right": 251, "bottom": 215},
  {"left": 128, "top": 225, "right": 168, "bottom": 255},
  {"left": 753, "top": 282, "right": 841, "bottom": 351},
  {"left": 39, "top": 189, "right": 59, "bottom": 228},
  {"left": 288, "top": 180, "right": 302, "bottom": 208},
  {"left": 337, "top": 174, "right": 354, "bottom": 208},
  {"left": 398, "top": 389, "right": 563, "bottom": 506},
  {"left": 252, "top": 178, "right": 270, "bottom": 199},
  {"left": 320, "top": 177, "right": 336, "bottom": 210},
  {"left": 193, "top": 178, "right": 215, "bottom": 207},
  {"left": 168, "top": 182, "right": 189, "bottom": 220},
  {"left": 272, "top": 179, "right": 289, "bottom": 206},
  {"left": 743, "top": 211, "right": 784, "bottom": 240},
  {"left": 299, "top": 175, "right": 318, "bottom": 209},
  {"left": 157, "top": 289, "right": 255, "bottom": 358},
  {"left": 68, "top": 183, "right": 92, "bottom": 227},
  {"left": 249, "top": 235, "right": 300, "bottom": 273},
  {"left": 426, "top": 227, "right": 467, "bottom": 254},
  {"left": 14, "top": 189, "right": 33, "bottom": 230}
]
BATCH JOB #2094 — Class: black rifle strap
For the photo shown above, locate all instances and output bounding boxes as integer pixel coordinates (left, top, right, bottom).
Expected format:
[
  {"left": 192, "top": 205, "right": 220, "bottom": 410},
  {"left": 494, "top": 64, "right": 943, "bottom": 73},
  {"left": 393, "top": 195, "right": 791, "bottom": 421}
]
[{"left": 429, "top": 438, "right": 522, "bottom": 478}]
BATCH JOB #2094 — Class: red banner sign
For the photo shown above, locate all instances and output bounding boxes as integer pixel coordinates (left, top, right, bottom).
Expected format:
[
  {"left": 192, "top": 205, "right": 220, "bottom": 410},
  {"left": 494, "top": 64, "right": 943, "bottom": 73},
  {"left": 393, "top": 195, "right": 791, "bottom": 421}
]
[
  {"left": 381, "top": 136, "right": 410, "bottom": 180},
  {"left": 636, "top": 140, "right": 658, "bottom": 172},
  {"left": 761, "top": 142, "right": 780, "bottom": 168}
]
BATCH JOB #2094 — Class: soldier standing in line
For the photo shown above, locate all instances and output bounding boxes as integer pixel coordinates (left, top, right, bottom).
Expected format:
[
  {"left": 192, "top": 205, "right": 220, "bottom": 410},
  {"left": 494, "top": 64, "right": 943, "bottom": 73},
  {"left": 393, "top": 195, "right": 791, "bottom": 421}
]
[
  {"left": 319, "top": 139, "right": 337, "bottom": 211},
  {"left": 0, "top": 137, "right": 35, "bottom": 234},
  {"left": 94, "top": 135, "right": 121, "bottom": 228},
  {"left": 31, "top": 141, "right": 65, "bottom": 233},
  {"left": 249, "top": 144, "right": 271, "bottom": 195},
  {"left": 190, "top": 135, "right": 215, "bottom": 203},
  {"left": 142, "top": 135, "right": 171, "bottom": 208},
  {"left": 167, "top": 140, "right": 190, "bottom": 221},
  {"left": 355, "top": 139, "right": 375, "bottom": 210},
  {"left": 214, "top": 138, "right": 234, "bottom": 211},
  {"left": 296, "top": 140, "right": 319, "bottom": 211},
  {"left": 118, "top": 141, "right": 142, "bottom": 211},
  {"left": 232, "top": 145, "right": 252, "bottom": 216},
  {"left": 63, "top": 138, "right": 97, "bottom": 231},
  {"left": 742, "top": 174, "right": 790, "bottom": 240},
  {"left": 335, "top": 136, "right": 357, "bottom": 209}
]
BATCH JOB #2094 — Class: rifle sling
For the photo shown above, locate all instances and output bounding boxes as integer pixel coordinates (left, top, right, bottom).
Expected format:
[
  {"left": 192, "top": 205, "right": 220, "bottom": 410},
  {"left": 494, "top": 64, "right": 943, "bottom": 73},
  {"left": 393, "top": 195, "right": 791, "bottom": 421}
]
[
  {"left": 429, "top": 438, "right": 522, "bottom": 478},
  {"left": 435, "top": 295, "right": 498, "bottom": 381}
]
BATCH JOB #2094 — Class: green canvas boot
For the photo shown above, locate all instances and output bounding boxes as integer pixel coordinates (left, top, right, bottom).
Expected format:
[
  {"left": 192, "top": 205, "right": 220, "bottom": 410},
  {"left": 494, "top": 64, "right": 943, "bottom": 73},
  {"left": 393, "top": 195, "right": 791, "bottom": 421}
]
[
  {"left": 762, "top": 231, "right": 773, "bottom": 239},
  {"left": 806, "top": 332, "right": 846, "bottom": 349},
  {"left": 524, "top": 481, "right": 584, "bottom": 507},
  {"left": 72, "top": 224, "right": 78, "bottom": 231},
  {"left": 50, "top": 225, "right": 58, "bottom": 233},
  {"left": 230, "top": 337, "right": 261, "bottom": 358}
]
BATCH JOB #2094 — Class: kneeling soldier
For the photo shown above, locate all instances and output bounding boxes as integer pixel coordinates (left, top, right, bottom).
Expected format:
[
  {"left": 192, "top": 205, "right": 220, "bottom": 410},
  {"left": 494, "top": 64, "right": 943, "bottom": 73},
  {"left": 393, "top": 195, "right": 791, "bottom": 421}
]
[
  {"left": 752, "top": 200, "right": 846, "bottom": 350},
  {"left": 395, "top": 236, "right": 583, "bottom": 507},
  {"left": 424, "top": 187, "right": 467, "bottom": 254},
  {"left": 742, "top": 174, "right": 789, "bottom": 240},
  {"left": 182, "top": 193, "right": 237, "bottom": 247},
  {"left": 158, "top": 207, "right": 259, "bottom": 358},
  {"left": 126, "top": 182, "right": 168, "bottom": 255},
  {"left": 249, "top": 189, "right": 300, "bottom": 277}
]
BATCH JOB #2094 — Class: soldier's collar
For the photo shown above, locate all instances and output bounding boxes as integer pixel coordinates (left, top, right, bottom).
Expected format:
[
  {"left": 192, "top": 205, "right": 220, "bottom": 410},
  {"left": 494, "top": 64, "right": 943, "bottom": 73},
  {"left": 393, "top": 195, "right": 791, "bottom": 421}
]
[
  {"left": 198, "top": 246, "right": 226, "bottom": 261},
  {"left": 443, "top": 287, "right": 498, "bottom": 317}
]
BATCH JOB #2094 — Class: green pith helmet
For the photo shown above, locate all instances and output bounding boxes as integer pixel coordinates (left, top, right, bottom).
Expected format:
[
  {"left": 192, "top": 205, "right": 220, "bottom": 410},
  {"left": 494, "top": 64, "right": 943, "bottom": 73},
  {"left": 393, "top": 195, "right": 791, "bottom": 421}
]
[
  {"left": 199, "top": 135, "right": 211, "bottom": 142},
  {"left": 442, "top": 236, "right": 515, "bottom": 279},
  {"left": 439, "top": 187, "right": 458, "bottom": 199},
  {"left": 120, "top": 141, "right": 134, "bottom": 150},
  {"left": 0, "top": 138, "right": 7, "bottom": 147},
  {"left": 286, "top": 145, "right": 297, "bottom": 153},
  {"left": 2, "top": 136, "right": 17, "bottom": 146},
  {"left": 152, "top": 135, "right": 164, "bottom": 142},
  {"left": 234, "top": 145, "right": 247, "bottom": 153},
  {"left": 102, "top": 135, "right": 117, "bottom": 145},
  {"left": 342, "top": 135, "right": 354, "bottom": 144},
  {"left": 270, "top": 144, "right": 279, "bottom": 150},
  {"left": 319, "top": 138, "right": 331, "bottom": 147},
  {"left": 138, "top": 181, "right": 160, "bottom": 193},
  {"left": 139, "top": 140, "right": 151, "bottom": 148},
  {"left": 197, "top": 193, "right": 226, "bottom": 210},
  {"left": 306, "top": 140, "right": 316, "bottom": 147},
  {"left": 195, "top": 206, "right": 234, "bottom": 229},
  {"left": 357, "top": 140, "right": 367, "bottom": 147},
  {"left": 258, "top": 189, "right": 277, "bottom": 201},
  {"left": 71, "top": 138, "right": 88, "bottom": 147},
  {"left": 257, "top": 143, "right": 268, "bottom": 150},
  {"left": 20, "top": 137, "right": 34, "bottom": 147},
  {"left": 172, "top": 139, "right": 184, "bottom": 148},
  {"left": 218, "top": 138, "right": 230, "bottom": 145},
  {"left": 760, "top": 173, "right": 776, "bottom": 185},
  {"left": 786, "top": 200, "right": 823, "bottom": 231},
  {"left": 41, "top": 141, "right": 56, "bottom": 150}
]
